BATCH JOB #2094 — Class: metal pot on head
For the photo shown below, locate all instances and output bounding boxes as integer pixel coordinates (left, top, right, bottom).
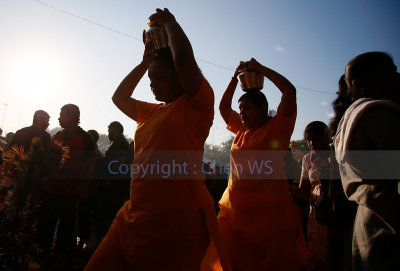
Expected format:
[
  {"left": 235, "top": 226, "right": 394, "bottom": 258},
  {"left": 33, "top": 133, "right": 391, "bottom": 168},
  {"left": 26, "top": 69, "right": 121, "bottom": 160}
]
[
  {"left": 237, "top": 70, "right": 264, "bottom": 92},
  {"left": 145, "top": 25, "right": 169, "bottom": 50}
]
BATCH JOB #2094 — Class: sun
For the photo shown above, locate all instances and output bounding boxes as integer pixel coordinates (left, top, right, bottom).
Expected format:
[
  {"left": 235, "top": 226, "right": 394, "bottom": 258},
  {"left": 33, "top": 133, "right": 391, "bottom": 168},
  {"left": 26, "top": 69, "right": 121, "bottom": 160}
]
[{"left": 11, "top": 55, "right": 59, "bottom": 101}]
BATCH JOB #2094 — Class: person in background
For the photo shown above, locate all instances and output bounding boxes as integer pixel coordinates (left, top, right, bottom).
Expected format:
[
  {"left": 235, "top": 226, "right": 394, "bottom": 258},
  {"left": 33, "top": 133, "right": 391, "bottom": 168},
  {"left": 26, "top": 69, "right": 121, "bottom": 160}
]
[
  {"left": 76, "top": 129, "right": 106, "bottom": 252},
  {"left": 5, "top": 132, "right": 14, "bottom": 146},
  {"left": 0, "top": 128, "right": 4, "bottom": 165},
  {"left": 218, "top": 58, "right": 307, "bottom": 270},
  {"left": 8, "top": 110, "right": 51, "bottom": 150},
  {"left": 297, "top": 121, "right": 355, "bottom": 271},
  {"left": 286, "top": 147, "right": 308, "bottom": 238},
  {"left": 329, "top": 75, "right": 352, "bottom": 138},
  {"left": 94, "top": 121, "right": 132, "bottom": 242},
  {"left": 333, "top": 51, "right": 400, "bottom": 270},
  {"left": 37, "top": 104, "right": 94, "bottom": 266}
]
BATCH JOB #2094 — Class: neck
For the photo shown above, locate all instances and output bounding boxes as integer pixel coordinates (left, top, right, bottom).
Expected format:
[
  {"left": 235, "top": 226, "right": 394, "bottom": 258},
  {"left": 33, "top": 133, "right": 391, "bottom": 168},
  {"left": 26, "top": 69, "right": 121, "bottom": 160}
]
[
  {"left": 249, "top": 116, "right": 270, "bottom": 131},
  {"left": 64, "top": 125, "right": 79, "bottom": 134}
]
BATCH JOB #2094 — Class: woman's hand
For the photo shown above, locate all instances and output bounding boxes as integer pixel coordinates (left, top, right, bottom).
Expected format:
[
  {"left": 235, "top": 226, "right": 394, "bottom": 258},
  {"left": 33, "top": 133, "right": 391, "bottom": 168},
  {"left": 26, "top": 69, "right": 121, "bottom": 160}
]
[
  {"left": 238, "top": 58, "right": 263, "bottom": 73},
  {"left": 233, "top": 62, "right": 243, "bottom": 79},
  {"left": 148, "top": 8, "right": 176, "bottom": 27},
  {"left": 141, "top": 30, "right": 155, "bottom": 67}
]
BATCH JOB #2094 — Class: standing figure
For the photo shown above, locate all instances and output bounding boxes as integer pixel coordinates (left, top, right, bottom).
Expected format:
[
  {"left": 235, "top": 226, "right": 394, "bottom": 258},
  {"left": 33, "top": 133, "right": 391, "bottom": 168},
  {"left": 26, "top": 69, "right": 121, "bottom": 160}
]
[
  {"left": 37, "top": 104, "right": 94, "bottom": 262},
  {"left": 298, "top": 121, "right": 355, "bottom": 271},
  {"left": 95, "top": 121, "right": 132, "bottom": 241},
  {"left": 85, "top": 8, "right": 229, "bottom": 271},
  {"left": 333, "top": 52, "right": 400, "bottom": 270},
  {"left": 218, "top": 58, "right": 307, "bottom": 270}
]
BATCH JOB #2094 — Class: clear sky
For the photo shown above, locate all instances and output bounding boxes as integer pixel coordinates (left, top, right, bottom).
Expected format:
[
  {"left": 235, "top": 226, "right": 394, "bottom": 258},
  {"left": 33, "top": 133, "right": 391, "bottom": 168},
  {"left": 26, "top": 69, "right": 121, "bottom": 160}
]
[{"left": 1, "top": 0, "right": 399, "bottom": 145}]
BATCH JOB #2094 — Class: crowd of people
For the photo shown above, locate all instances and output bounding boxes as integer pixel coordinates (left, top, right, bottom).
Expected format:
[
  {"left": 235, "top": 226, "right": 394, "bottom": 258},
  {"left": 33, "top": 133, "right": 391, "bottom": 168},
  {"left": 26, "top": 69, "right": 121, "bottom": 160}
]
[
  {"left": 1, "top": 7, "right": 399, "bottom": 271},
  {"left": 0, "top": 106, "right": 134, "bottom": 270}
]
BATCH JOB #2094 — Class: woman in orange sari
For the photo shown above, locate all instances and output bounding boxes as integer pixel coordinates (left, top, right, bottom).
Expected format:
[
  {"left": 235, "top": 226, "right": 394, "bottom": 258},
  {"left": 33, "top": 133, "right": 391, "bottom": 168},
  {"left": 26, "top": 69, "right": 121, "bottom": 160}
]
[
  {"left": 85, "top": 8, "right": 229, "bottom": 271},
  {"left": 218, "top": 58, "right": 308, "bottom": 270}
]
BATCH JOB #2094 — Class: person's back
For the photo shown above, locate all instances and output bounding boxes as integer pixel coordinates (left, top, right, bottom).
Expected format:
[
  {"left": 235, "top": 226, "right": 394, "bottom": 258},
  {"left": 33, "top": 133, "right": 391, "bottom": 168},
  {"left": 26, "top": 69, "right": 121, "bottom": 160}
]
[
  {"left": 9, "top": 110, "right": 51, "bottom": 151},
  {"left": 95, "top": 122, "right": 132, "bottom": 241},
  {"left": 334, "top": 52, "right": 400, "bottom": 271},
  {"left": 46, "top": 126, "right": 94, "bottom": 195},
  {"left": 105, "top": 122, "right": 132, "bottom": 181}
]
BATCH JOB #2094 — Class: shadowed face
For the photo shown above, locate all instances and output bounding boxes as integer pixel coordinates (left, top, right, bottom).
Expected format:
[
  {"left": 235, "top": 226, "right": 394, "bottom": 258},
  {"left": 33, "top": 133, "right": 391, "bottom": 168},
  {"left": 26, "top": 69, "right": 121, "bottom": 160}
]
[
  {"left": 148, "top": 60, "right": 182, "bottom": 103},
  {"left": 305, "top": 131, "right": 329, "bottom": 151},
  {"left": 238, "top": 99, "right": 266, "bottom": 130},
  {"left": 58, "top": 109, "right": 74, "bottom": 129},
  {"left": 108, "top": 126, "right": 119, "bottom": 141},
  {"left": 37, "top": 116, "right": 50, "bottom": 130}
]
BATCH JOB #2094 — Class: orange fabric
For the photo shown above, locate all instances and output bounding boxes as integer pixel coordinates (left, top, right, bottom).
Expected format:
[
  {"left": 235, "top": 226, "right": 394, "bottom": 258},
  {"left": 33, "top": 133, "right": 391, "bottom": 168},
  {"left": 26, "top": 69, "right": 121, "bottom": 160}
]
[
  {"left": 217, "top": 104, "right": 308, "bottom": 270},
  {"left": 85, "top": 79, "right": 230, "bottom": 271}
]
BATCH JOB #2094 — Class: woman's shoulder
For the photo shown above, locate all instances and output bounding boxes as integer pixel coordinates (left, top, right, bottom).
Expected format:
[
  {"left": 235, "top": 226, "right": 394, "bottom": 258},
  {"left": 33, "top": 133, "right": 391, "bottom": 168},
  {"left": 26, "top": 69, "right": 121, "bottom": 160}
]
[{"left": 302, "top": 153, "right": 311, "bottom": 167}]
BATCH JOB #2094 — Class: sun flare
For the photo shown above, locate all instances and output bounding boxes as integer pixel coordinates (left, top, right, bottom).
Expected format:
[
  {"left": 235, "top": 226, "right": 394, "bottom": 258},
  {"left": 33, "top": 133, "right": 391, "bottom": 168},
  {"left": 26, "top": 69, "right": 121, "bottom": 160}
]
[{"left": 11, "top": 55, "right": 58, "bottom": 101}]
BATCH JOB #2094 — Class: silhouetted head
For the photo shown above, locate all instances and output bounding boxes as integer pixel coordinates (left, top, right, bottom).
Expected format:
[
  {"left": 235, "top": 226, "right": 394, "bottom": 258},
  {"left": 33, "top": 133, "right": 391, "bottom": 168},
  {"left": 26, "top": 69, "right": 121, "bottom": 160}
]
[
  {"left": 238, "top": 90, "right": 269, "bottom": 130},
  {"left": 108, "top": 121, "right": 124, "bottom": 141},
  {"left": 87, "top": 129, "right": 99, "bottom": 143},
  {"left": 5, "top": 132, "right": 14, "bottom": 144},
  {"left": 59, "top": 104, "right": 80, "bottom": 129},
  {"left": 304, "top": 121, "right": 331, "bottom": 151},
  {"left": 329, "top": 74, "right": 353, "bottom": 136},
  {"left": 33, "top": 110, "right": 50, "bottom": 130},
  {"left": 345, "top": 51, "right": 400, "bottom": 103},
  {"left": 148, "top": 47, "right": 184, "bottom": 103}
]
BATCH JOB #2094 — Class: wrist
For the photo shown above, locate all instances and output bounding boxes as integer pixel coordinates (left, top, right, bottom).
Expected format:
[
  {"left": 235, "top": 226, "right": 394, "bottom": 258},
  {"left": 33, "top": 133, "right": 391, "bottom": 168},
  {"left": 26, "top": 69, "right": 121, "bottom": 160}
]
[
  {"left": 139, "top": 61, "right": 149, "bottom": 69},
  {"left": 163, "top": 19, "right": 178, "bottom": 31},
  {"left": 231, "top": 76, "right": 238, "bottom": 82}
]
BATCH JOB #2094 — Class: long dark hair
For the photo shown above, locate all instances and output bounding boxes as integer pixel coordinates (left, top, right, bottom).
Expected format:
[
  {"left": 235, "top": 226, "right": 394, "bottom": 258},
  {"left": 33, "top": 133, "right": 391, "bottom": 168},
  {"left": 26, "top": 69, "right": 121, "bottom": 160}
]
[
  {"left": 329, "top": 74, "right": 352, "bottom": 136},
  {"left": 330, "top": 51, "right": 398, "bottom": 136},
  {"left": 304, "top": 121, "right": 330, "bottom": 141}
]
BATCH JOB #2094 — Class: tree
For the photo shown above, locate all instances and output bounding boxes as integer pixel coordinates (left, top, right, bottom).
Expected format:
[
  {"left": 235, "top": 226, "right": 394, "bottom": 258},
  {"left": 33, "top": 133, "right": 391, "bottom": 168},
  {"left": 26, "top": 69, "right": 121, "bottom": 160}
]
[
  {"left": 204, "top": 136, "right": 234, "bottom": 167},
  {"left": 290, "top": 139, "right": 309, "bottom": 151}
]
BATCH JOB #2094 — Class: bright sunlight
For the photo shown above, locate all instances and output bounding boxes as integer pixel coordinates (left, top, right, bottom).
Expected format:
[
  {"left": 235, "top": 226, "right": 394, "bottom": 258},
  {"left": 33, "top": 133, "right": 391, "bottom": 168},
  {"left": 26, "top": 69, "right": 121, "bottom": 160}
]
[{"left": 11, "top": 55, "right": 58, "bottom": 101}]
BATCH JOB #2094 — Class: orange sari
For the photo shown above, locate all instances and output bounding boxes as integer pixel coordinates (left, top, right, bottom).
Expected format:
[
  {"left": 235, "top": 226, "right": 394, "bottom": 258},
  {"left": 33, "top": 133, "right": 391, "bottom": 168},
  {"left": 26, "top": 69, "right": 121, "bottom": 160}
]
[
  {"left": 217, "top": 104, "right": 308, "bottom": 270},
  {"left": 85, "top": 79, "right": 229, "bottom": 271}
]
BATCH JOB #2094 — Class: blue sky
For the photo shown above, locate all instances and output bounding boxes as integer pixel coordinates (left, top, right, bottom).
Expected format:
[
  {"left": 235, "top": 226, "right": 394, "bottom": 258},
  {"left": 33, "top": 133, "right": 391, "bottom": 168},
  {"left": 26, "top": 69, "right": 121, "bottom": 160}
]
[{"left": 1, "top": 0, "right": 399, "bottom": 144}]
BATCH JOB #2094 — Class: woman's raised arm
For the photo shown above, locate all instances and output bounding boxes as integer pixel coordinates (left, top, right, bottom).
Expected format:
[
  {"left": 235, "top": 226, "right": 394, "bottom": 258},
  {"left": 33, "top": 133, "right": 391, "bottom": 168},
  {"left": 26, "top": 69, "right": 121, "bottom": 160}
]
[
  {"left": 219, "top": 65, "right": 242, "bottom": 124},
  {"left": 112, "top": 31, "right": 155, "bottom": 121},
  {"left": 241, "top": 58, "right": 296, "bottom": 117},
  {"left": 148, "top": 8, "right": 203, "bottom": 97}
]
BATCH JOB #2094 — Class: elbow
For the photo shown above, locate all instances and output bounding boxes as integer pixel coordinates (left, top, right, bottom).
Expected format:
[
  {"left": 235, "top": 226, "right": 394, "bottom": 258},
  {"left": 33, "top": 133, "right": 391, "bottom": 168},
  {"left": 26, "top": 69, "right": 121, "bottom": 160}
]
[
  {"left": 289, "top": 85, "right": 297, "bottom": 96},
  {"left": 219, "top": 106, "right": 231, "bottom": 121},
  {"left": 111, "top": 94, "right": 120, "bottom": 106},
  {"left": 219, "top": 103, "right": 227, "bottom": 115}
]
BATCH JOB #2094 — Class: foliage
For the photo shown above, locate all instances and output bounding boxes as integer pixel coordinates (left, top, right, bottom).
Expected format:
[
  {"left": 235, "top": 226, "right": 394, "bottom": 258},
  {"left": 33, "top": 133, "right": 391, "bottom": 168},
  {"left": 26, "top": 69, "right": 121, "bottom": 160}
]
[
  {"left": 290, "top": 139, "right": 309, "bottom": 151},
  {"left": 204, "top": 136, "right": 234, "bottom": 166},
  {"left": 0, "top": 138, "right": 69, "bottom": 270}
]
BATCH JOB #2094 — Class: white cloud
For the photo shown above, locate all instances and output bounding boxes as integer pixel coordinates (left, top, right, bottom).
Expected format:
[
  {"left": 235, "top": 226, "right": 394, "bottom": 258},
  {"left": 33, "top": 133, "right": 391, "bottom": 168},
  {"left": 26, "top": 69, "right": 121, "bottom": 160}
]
[
  {"left": 273, "top": 46, "right": 285, "bottom": 53},
  {"left": 326, "top": 112, "right": 335, "bottom": 118},
  {"left": 321, "top": 101, "right": 328, "bottom": 106}
]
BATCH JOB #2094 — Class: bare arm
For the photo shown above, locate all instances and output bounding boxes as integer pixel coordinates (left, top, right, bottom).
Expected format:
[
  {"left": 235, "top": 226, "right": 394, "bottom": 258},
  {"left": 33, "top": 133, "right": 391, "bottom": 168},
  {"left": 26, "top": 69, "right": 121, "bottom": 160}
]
[
  {"left": 219, "top": 65, "right": 242, "bottom": 124},
  {"left": 149, "top": 8, "right": 203, "bottom": 97},
  {"left": 112, "top": 31, "right": 155, "bottom": 121},
  {"left": 297, "top": 157, "right": 311, "bottom": 200},
  {"left": 241, "top": 58, "right": 297, "bottom": 117}
]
